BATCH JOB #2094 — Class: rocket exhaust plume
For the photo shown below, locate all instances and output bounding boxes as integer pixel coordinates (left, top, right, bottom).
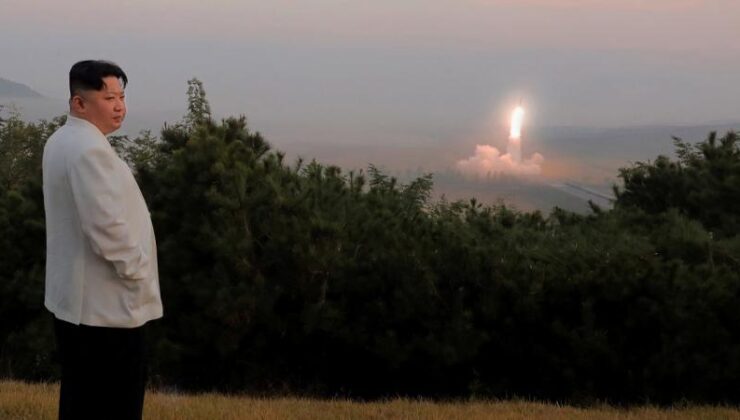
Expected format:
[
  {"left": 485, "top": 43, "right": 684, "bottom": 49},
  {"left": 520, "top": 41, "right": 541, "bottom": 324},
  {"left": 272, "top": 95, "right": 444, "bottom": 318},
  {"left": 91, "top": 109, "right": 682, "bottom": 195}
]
[
  {"left": 507, "top": 105, "right": 525, "bottom": 163},
  {"left": 457, "top": 102, "right": 544, "bottom": 178}
]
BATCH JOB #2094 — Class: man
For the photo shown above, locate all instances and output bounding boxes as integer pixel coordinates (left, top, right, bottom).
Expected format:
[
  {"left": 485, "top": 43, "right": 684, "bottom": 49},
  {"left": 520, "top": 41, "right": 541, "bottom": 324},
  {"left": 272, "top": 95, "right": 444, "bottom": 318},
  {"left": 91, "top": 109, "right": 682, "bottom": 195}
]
[{"left": 42, "top": 60, "right": 163, "bottom": 420}]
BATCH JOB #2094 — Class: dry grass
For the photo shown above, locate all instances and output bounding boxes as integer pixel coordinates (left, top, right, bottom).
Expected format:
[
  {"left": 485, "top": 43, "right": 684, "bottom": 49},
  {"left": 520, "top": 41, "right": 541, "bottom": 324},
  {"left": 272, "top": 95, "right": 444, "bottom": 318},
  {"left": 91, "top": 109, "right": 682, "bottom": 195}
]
[{"left": 2, "top": 380, "right": 740, "bottom": 419}]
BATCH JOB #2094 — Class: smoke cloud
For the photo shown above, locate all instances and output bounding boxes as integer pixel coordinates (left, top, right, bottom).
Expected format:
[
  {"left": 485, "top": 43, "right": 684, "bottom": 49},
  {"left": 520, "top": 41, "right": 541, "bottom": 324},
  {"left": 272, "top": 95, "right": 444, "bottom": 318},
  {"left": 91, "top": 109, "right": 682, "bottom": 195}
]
[{"left": 456, "top": 144, "right": 544, "bottom": 178}]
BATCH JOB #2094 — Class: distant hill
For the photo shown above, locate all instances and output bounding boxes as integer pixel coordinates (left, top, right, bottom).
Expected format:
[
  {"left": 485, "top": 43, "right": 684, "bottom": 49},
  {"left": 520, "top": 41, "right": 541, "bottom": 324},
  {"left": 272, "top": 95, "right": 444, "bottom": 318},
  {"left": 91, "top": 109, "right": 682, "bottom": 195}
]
[{"left": 0, "top": 77, "right": 43, "bottom": 98}]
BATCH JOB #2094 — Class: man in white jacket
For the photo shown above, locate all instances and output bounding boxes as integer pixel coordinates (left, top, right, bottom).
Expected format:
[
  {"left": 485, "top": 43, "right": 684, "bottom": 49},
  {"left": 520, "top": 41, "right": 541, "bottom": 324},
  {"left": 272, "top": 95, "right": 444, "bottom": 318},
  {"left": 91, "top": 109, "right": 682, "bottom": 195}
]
[{"left": 43, "top": 60, "right": 163, "bottom": 420}]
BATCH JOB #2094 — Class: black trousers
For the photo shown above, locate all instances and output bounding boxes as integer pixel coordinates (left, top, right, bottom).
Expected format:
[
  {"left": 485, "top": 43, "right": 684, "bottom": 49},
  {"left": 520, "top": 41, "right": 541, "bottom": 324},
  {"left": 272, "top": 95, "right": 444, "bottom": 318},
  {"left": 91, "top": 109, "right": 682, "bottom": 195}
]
[{"left": 54, "top": 317, "right": 149, "bottom": 420}]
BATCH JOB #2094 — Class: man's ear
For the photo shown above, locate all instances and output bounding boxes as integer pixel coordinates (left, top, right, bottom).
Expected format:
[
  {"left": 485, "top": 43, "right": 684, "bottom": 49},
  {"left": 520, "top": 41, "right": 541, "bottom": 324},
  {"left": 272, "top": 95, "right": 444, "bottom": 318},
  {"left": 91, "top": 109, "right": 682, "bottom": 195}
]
[{"left": 70, "top": 95, "right": 85, "bottom": 113}]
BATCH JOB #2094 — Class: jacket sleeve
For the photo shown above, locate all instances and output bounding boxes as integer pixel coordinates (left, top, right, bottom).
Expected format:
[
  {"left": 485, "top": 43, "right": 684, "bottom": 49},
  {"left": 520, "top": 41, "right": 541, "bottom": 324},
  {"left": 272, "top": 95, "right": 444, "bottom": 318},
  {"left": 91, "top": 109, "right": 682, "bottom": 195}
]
[{"left": 68, "top": 146, "right": 149, "bottom": 280}]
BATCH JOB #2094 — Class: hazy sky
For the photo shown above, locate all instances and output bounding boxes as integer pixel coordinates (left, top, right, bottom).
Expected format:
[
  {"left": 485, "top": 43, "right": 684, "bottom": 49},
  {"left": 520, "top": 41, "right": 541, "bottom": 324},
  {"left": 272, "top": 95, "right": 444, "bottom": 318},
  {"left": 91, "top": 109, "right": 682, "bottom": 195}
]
[{"left": 2, "top": 0, "right": 739, "bottom": 145}]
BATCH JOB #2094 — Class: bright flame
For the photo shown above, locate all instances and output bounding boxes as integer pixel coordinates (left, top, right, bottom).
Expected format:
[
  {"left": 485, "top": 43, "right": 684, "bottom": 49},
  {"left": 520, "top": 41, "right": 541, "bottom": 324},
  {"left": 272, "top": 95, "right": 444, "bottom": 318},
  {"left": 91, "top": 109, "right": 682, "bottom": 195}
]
[
  {"left": 455, "top": 102, "right": 543, "bottom": 179},
  {"left": 510, "top": 106, "right": 525, "bottom": 139}
]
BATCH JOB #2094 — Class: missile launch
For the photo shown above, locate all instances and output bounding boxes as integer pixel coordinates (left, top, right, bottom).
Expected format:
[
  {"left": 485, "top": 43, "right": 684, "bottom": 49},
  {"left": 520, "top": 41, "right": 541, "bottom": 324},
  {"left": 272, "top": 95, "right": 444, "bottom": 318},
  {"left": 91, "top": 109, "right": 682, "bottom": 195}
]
[
  {"left": 456, "top": 98, "right": 543, "bottom": 178},
  {"left": 507, "top": 103, "right": 525, "bottom": 163}
]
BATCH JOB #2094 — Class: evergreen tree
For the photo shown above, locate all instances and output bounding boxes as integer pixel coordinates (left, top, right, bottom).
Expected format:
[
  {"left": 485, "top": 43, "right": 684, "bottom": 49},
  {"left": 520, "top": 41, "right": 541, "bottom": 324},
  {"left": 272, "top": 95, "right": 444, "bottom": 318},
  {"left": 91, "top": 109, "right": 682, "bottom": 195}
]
[
  {"left": 184, "top": 78, "right": 212, "bottom": 130},
  {"left": 616, "top": 131, "right": 740, "bottom": 238}
]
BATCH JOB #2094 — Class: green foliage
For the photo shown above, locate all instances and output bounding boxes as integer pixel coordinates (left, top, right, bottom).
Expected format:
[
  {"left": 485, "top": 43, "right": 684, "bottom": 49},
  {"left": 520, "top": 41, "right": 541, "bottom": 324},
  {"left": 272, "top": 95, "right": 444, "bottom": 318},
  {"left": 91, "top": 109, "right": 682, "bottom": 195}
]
[
  {"left": 616, "top": 131, "right": 740, "bottom": 238},
  {"left": 1, "top": 82, "right": 739, "bottom": 404},
  {"left": 184, "top": 78, "right": 212, "bottom": 130},
  {"left": 0, "top": 109, "right": 64, "bottom": 190},
  {"left": 0, "top": 110, "right": 54, "bottom": 380},
  {"left": 109, "top": 130, "right": 161, "bottom": 173}
]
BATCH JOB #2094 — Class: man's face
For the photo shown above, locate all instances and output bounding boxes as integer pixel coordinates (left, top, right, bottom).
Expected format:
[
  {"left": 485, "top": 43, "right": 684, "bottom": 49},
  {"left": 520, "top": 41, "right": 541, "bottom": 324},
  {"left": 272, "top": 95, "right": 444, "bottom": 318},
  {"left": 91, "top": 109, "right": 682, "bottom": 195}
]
[{"left": 72, "top": 76, "right": 126, "bottom": 135}]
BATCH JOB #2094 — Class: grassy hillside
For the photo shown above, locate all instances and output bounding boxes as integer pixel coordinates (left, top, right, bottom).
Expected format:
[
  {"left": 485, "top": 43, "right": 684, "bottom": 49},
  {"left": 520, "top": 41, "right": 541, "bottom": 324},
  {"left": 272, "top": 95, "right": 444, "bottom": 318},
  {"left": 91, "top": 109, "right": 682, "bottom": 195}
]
[{"left": 2, "top": 381, "right": 739, "bottom": 420}]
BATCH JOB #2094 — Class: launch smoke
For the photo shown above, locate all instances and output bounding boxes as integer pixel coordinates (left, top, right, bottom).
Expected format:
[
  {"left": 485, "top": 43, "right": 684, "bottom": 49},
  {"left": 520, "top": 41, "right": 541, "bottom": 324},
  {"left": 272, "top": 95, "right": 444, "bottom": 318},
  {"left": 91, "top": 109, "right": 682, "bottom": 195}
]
[
  {"left": 456, "top": 104, "right": 544, "bottom": 178},
  {"left": 457, "top": 145, "right": 544, "bottom": 177}
]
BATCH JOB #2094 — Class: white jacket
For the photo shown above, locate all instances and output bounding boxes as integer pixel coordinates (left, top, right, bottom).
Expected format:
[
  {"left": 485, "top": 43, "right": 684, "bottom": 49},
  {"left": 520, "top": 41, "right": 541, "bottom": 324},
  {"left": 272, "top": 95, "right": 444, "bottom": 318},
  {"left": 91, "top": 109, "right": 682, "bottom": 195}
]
[{"left": 42, "top": 115, "right": 163, "bottom": 328}]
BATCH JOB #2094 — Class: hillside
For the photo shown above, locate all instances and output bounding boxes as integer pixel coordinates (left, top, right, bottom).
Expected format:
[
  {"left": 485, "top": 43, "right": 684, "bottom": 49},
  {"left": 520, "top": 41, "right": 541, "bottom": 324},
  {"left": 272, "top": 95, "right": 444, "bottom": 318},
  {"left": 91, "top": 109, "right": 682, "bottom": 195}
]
[{"left": 0, "top": 77, "right": 43, "bottom": 98}]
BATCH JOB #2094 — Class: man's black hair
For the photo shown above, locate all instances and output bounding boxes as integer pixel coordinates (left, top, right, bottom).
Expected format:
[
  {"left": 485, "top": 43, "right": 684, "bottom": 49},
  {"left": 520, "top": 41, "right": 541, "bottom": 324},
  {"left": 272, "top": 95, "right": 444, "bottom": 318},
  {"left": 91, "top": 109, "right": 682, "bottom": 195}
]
[{"left": 69, "top": 60, "right": 128, "bottom": 98}]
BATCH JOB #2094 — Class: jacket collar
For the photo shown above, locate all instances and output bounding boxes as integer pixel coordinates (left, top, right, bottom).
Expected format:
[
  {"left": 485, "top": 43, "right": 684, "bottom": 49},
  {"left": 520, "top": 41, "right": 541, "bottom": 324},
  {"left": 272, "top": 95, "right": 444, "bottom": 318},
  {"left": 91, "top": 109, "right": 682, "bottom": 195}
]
[{"left": 66, "top": 114, "right": 105, "bottom": 136}]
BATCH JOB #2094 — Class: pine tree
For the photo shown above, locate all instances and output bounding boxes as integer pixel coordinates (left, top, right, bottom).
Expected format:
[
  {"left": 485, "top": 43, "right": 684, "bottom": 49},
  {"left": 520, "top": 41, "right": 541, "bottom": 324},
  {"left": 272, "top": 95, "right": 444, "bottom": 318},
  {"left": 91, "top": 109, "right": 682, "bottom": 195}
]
[{"left": 184, "top": 78, "right": 212, "bottom": 130}]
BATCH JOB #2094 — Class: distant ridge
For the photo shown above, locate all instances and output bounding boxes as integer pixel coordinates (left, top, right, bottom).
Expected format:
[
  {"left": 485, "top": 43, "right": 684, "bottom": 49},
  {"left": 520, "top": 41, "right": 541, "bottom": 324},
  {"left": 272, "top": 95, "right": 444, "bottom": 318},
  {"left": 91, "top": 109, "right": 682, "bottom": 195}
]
[{"left": 0, "top": 77, "right": 43, "bottom": 98}]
